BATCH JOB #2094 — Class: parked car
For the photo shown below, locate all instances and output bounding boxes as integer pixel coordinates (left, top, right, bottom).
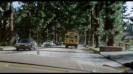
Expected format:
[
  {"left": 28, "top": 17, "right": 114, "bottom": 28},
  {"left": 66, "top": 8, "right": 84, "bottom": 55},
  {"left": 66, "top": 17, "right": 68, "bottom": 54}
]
[
  {"left": 15, "top": 39, "right": 37, "bottom": 51},
  {"left": 41, "top": 41, "right": 56, "bottom": 48},
  {"left": 55, "top": 42, "right": 63, "bottom": 46}
]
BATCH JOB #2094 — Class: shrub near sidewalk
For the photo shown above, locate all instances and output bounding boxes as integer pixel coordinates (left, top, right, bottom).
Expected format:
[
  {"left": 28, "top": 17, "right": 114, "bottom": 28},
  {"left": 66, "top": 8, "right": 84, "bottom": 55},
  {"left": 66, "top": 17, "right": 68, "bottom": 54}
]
[
  {"left": 0, "top": 42, "right": 8, "bottom": 46},
  {"left": 0, "top": 48, "right": 3, "bottom": 50},
  {"left": 0, "top": 46, "right": 16, "bottom": 51},
  {"left": 0, "top": 41, "right": 16, "bottom": 51}
]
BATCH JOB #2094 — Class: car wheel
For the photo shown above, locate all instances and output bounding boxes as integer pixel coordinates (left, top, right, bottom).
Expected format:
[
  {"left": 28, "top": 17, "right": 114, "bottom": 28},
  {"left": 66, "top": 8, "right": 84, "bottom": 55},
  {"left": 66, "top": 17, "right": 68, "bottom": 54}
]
[
  {"left": 75, "top": 45, "right": 78, "bottom": 48},
  {"left": 28, "top": 48, "right": 32, "bottom": 51},
  {"left": 25, "top": 48, "right": 29, "bottom": 51},
  {"left": 16, "top": 48, "right": 20, "bottom": 51},
  {"left": 31, "top": 47, "right": 36, "bottom": 51},
  {"left": 20, "top": 48, "right": 24, "bottom": 51},
  {"left": 65, "top": 45, "right": 68, "bottom": 48},
  {"left": 34, "top": 47, "right": 37, "bottom": 50}
]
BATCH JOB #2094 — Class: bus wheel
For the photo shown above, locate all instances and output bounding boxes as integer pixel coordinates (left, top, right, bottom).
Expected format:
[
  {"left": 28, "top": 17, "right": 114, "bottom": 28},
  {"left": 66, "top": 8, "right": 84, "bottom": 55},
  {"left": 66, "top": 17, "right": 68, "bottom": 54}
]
[
  {"left": 75, "top": 45, "right": 78, "bottom": 48},
  {"left": 16, "top": 48, "right": 20, "bottom": 51},
  {"left": 65, "top": 45, "right": 68, "bottom": 48}
]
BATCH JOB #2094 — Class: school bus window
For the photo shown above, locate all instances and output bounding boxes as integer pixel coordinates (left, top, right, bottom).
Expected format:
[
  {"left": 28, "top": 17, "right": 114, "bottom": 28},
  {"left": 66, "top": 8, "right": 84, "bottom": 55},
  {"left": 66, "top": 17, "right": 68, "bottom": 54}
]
[
  {"left": 75, "top": 36, "right": 77, "bottom": 38},
  {"left": 66, "top": 35, "right": 69, "bottom": 38}
]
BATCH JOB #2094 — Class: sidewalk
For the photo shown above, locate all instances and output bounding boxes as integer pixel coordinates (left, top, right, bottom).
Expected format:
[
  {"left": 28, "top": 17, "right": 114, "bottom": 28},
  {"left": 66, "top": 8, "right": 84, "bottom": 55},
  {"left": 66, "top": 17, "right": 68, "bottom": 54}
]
[
  {"left": 101, "top": 51, "right": 133, "bottom": 64},
  {"left": 0, "top": 46, "right": 16, "bottom": 51},
  {"left": 84, "top": 47, "right": 133, "bottom": 64}
]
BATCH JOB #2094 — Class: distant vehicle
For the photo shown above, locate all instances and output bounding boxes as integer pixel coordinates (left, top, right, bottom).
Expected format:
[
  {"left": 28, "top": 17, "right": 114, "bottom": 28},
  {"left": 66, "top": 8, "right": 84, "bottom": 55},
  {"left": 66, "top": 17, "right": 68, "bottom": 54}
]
[
  {"left": 55, "top": 41, "right": 63, "bottom": 46},
  {"left": 15, "top": 39, "right": 37, "bottom": 51},
  {"left": 41, "top": 41, "right": 56, "bottom": 48},
  {"left": 64, "top": 32, "right": 79, "bottom": 48}
]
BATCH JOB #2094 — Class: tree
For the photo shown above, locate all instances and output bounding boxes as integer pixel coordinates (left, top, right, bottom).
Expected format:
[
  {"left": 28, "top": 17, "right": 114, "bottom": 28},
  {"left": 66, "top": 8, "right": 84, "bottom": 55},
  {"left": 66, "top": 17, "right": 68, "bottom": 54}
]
[
  {"left": 102, "top": 1, "right": 124, "bottom": 46},
  {"left": 0, "top": 2, "right": 15, "bottom": 45},
  {"left": 13, "top": 1, "right": 124, "bottom": 47}
]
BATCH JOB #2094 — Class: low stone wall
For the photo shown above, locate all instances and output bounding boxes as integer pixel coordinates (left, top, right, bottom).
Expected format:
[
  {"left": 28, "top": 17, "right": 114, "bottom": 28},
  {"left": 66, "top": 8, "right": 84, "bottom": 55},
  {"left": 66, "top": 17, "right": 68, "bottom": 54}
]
[
  {"left": 0, "top": 48, "right": 3, "bottom": 50},
  {"left": 112, "top": 42, "right": 130, "bottom": 50},
  {"left": 100, "top": 46, "right": 123, "bottom": 52}
]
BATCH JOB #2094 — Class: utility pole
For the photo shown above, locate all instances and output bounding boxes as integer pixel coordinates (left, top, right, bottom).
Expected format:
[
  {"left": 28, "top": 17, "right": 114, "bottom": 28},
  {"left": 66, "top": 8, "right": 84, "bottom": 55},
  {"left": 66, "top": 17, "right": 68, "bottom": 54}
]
[
  {"left": 37, "top": 27, "right": 40, "bottom": 55},
  {"left": 47, "top": 28, "right": 48, "bottom": 40},
  {"left": 84, "top": 30, "right": 87, "bottom": 47}
]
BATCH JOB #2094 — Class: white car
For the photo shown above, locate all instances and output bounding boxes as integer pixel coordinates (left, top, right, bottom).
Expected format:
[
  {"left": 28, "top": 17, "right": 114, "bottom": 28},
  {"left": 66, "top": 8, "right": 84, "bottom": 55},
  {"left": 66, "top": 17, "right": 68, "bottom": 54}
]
[
  {"left": 15, "top": 39, "right": 37, "bottom": 51},
  {"left": 41, "top": 41, "right": 56, "bottom": 48}
]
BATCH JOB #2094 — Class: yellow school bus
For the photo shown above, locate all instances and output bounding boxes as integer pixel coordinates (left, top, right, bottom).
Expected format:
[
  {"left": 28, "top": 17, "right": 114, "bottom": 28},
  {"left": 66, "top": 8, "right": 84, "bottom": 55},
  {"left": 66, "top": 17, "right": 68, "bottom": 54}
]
[{"left": 64, "top": 32, "right": 79, "bottom": 48}]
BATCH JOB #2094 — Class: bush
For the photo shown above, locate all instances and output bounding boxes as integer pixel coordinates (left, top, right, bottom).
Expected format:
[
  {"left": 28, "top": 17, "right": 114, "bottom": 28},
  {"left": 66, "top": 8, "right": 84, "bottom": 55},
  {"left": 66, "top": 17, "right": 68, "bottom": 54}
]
[{"left": 0, "top": 42, "right": 8, "bottom": 46}]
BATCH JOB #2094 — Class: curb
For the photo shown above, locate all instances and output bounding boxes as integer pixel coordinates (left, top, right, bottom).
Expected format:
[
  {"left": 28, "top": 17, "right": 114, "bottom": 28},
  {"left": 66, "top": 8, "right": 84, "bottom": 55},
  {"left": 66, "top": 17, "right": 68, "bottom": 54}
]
[
  {"left": 88, "top": 47, "right": 100, "bottom": 53},
  {"left": 0, "top": 46, "right": 16, "bottom": 51},
  {"left": 82, "top": 47, "right": 100, "bottom": 53},
  {"left": 0, "top": 48, "right": 3, "bottom": 51}
]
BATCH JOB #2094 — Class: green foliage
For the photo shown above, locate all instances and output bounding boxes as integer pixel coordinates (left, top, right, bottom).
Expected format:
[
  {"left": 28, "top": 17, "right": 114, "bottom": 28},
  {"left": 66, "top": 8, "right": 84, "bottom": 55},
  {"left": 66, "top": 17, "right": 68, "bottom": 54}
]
[{"left": 9, "top": 1, "right": 125, "bottom": 45}]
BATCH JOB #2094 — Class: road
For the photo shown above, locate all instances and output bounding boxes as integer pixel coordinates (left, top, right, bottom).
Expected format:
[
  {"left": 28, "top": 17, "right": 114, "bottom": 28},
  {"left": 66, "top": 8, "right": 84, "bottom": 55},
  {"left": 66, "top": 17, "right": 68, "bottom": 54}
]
[{"left": 0, "top": 45, "right": 130, "bottom": 73}]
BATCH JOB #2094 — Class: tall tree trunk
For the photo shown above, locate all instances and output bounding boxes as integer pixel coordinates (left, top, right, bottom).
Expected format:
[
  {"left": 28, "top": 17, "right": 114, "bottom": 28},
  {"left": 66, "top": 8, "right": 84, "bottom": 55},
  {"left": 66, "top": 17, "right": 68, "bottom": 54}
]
[
  {"left": 0, "top": 2, "right": 14, "bottom": 45},
  {"left": 104, "top": 2, "right": 115, "bottom": 46},
  {"left": 88, "top": 30, "right": 91, "bottom": 46},
  {"left": 90, "top": 8, "right": 95, "bottom": 47},
  {"left": 107, "top": 34, "right": 114, "bottom": 46},
  {"left": 84, "top": 31, "right": 88, "bottom": 46},
  {"left": 9, "top": 2, "right": 15, "bottom": 45},
  {"left": 94, "top": 33, "right": 99, "bottom": 47},
  {"left": 93, "top": 3, "right": 101, "bottom": 48}
]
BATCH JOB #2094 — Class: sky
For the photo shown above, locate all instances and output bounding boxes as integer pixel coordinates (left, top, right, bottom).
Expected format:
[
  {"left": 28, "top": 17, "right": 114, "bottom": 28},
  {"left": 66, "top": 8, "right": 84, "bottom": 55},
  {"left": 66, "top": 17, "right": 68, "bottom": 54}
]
[
  {"left": 125, "top": 1, "right": 133, "bottom": 17},
  {"left": 12, "top": 1, "right": 133, "bottom": 18},
  {"left": 12, "top": 1, "right": 133, "bottom": 12},
  {"left": 12, "top": 1, "right": 23, "bottom": 9},
  {"left": 122, "top": 1, "right": 133, "bottom": 23}
]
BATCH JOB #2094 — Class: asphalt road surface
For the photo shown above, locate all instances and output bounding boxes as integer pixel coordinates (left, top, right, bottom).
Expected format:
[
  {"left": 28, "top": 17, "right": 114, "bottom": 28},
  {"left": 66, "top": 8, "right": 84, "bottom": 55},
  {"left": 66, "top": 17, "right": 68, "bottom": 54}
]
[{"left": 0, "top": 45, "right": 130, "bottom": 73}]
